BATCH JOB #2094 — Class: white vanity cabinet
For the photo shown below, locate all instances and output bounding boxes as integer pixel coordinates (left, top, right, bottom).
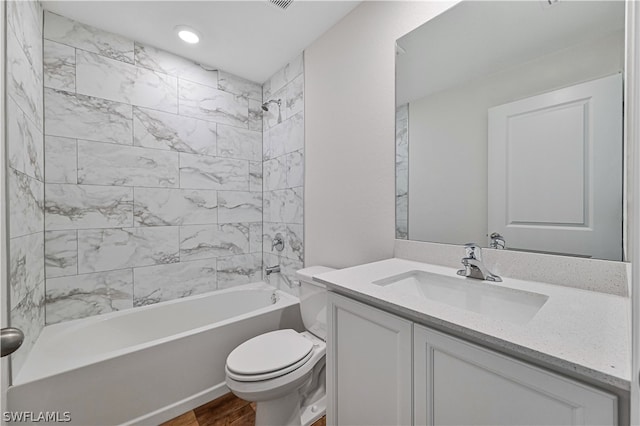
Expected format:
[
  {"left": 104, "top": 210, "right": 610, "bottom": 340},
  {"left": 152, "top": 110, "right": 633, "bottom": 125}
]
[
  {"left": 327, "top": 292, "right": 618, "bottom": 426},
  {"left": 327, "top": 292, "right": 413, "bottom": 425},
  {"left": 414, "top": 324, "right": 617, "bottom": 426}
]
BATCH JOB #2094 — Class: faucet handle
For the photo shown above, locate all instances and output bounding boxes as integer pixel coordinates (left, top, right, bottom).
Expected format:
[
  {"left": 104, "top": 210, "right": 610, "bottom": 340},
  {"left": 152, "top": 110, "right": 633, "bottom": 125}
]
[
  {"left": 272, "top": 233, "right": 285, "bottom": 252},
  {"left": 464, "top": 243, "right": 482, "bottom": 260}
]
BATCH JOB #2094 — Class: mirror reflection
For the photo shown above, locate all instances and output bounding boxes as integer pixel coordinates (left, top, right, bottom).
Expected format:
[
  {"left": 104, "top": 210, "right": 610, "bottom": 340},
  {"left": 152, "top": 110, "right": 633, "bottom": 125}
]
[{"left": 395, "top": 0, "right": 625, "bottom": 260}]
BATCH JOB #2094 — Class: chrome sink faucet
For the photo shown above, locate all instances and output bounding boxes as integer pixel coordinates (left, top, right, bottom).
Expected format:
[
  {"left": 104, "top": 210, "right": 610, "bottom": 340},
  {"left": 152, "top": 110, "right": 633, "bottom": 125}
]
[{"left": 456, "top": 243, "right": 502, "bottom": 282}]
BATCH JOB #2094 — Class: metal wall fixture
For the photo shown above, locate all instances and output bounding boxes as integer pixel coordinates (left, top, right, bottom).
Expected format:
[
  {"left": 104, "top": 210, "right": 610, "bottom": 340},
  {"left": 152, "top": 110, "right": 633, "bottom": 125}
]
[
  {"left": 1, "top": 327, "right": 24, "bottom": 357},
  {"left": 265, "top": 265, "right": 281, "bottom": 276},
  {"left": 272, "top": 233, "right": 285, "bottom": 252},
  {"left": 262, "top": 99, "right": 283, "bottom": 124},
  {"left": 489, "top": 232, "right": 506, "bottom": 250}
]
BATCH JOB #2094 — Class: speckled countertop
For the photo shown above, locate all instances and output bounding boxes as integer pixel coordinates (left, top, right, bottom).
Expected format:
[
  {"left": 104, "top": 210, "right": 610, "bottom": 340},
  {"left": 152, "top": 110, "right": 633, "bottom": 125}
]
[{"left": 314, "top": 258, "right": 631, "bottom": 392}]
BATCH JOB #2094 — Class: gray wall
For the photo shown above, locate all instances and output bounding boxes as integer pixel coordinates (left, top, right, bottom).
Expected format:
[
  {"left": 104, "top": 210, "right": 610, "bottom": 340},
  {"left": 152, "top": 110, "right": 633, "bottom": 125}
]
[
  {"left": 6, "top": 0, "right": 45, "bottom": 379},
  {"left": 304, "top": 1, "right": 456, "bottom": 268}
]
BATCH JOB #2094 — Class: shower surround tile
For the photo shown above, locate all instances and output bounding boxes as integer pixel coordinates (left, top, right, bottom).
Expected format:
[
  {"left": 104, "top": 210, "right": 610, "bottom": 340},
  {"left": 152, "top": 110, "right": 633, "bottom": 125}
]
[
  {"left": 285, "top": 224, "right": 304, "bottom": 262},
  {"left": 263, "top": 53, "right": 303, "bottom": 100},
  {"left": 264, "top": 151, "right": 303, "bottom": 190},
  {"left": 217, "top": 253, "right": 262, "bottom": 288},
  {"left": 45, "top": 269, "right": 134, "bottom": 324},
  {"left": 44, "top": 88, "right": 133, "bottom": 145},
  {"left": 396, "top": 104, "right": 409, "bottom": 239},
  {"left": 10, "top": 283, "right": 44, "bottom": 375},
  {"left": 248, "top": 99, "right": 263, "bottom": 132},
  {"left": 10, "top": 233, "right": 45, "bottom": 310},
  {"left": 249, "top": 223, "right": 262, "bottom": 254},
  {"left": 134, "top": 187, "right": 217, "bottom": 226},
  {"left": 77, "top": 140, "right": 179, "bottom": 187},
  {"left": 179, "top": 153, "right": 249, "bottom": 191},
  {"left": 7, "top": 23, "right": 43, "bottom": 129},
  {"left": 76, "top": 50, "right": 178, "bottom": 113},
  {"left": 40, "top": 14, "right": 309, "bottom": 324},
  {"left": 45, "top": 183, "right": 134, "bottom": 230},
  {"left": 178, "top": 79, "right": 249, "bottom": 128},
  {"left": 8, "top": 0, "right": 44, "bottom": 382},
  {"left": 7, "top": 97, "right": 44, "bottom": 181},
  {"left": 260, "top": 54, "right": 305, "bottom": 290},
  {"left": 264, "top": 156, "right": 286, "bottom": 191},
  {"left": 78, "top": 226, "right": 179, "bottom": 273},
  {"left": 263, "top": 222, "right": 303, "bottom": 262},
  {"left": 133, "top": 259, "right": 217, "bottom": 306},
  {"left": 45, "top": 136, "right": 77, "bottom": 184},
  {"left": 249, "top": 162, "right": 262, "bottom": 192},
  {"left": 286, "top": 74, "right": 304, "bottom": 118},
  {"left": 179, "top": 224, "right": 249, "bottom": 262},
  {"left": 217, "top": 125, "right": 261, "bottom": 161},
  {"left": 286, "top": 150, "right": 304, "bottom": 188},
  {"left": 45, "top": 230, "right": 78, "bottom": 278},
  {"left": 218, "top": 71, "right": 261, "bottom": 100},
  {"left": 217, "top": 191, "right": 262, "bottom": 223},
  {"left": 44, "top": 39, "right": 76, "bottom": 91},
  {"left": 9, "top": 169, "right": 44, "bottom": 239},
  {"left": 264, "top": 188, "right": 303, "bottom": 224},
  {"left": 134, "top": 42, "right": 218, "bottom": 88},
  {"left": 133, "top": 107, "right": 217, "bottom": 156},
  {"left": 44, "top": 11, "right": 134, "bottom": 64},
  {"left": 266, "top": 112, "right": 304, "bottom": 159},
  {"left": 7, "top": 0, "right": 43, "bottom": 71}
]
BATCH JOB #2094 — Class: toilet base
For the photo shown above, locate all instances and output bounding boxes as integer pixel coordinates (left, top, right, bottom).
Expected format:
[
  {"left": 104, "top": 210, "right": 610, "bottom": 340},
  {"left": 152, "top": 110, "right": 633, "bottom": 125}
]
[
  {"left": 254, "top": 393, "right": 326, "bottom": 426},
  {"left": 300, "top": 394, "right": 326, "bottom": 426},
  {"left": 255, "top": 392, "right": 302, "bottom": 426}
]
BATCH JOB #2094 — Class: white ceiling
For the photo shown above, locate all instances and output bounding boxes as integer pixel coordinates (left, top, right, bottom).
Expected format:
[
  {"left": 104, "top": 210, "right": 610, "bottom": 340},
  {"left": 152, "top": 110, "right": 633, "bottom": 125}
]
[{"left": 42, "top": 0, "right": 361, "bottom": 83}]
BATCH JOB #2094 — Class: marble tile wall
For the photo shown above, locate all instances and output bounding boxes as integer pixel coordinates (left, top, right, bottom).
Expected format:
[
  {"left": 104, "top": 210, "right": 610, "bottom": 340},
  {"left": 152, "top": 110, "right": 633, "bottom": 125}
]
[
  {"left": 6, "top": 0, "right": 45, "bottom": 379},
  {"left": 396, "top": 104, "right": 409, "bottom": 239},
  {"left": 262, "top": 55, "right": 305, "bottom": 296},
  {"left": 43, "top": 11, "right": 264, "bottom": 324}
]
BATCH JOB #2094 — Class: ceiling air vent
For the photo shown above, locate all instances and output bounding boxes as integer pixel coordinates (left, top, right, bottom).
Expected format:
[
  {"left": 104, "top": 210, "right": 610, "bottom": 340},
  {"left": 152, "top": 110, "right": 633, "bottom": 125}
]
[{"left": 269, "top": 0, "right": 293, "bottom": 10}]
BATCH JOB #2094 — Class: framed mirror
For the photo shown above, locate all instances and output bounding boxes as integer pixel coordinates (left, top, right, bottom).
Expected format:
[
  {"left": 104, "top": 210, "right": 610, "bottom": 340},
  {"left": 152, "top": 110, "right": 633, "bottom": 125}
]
[{"left": 395, "top": 0, "right": 625, "bottom": 261}]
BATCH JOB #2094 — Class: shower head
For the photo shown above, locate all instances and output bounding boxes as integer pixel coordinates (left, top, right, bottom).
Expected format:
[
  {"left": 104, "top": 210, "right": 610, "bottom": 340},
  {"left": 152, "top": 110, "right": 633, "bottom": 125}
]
[{"left": 261, "top": 99, "right": 282, "bottom": 111}]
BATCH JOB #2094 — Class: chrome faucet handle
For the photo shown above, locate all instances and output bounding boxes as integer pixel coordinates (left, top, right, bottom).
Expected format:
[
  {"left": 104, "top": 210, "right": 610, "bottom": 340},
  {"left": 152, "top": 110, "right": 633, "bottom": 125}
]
[
  {"left": 489, "top": 232, "right": 506, "bottom": 250},
  {"left": 464, "top": 243, "right": 482, "bottom": 260},
  {"left": 271, "top": 233, "right": 285, "bottom": 252}
]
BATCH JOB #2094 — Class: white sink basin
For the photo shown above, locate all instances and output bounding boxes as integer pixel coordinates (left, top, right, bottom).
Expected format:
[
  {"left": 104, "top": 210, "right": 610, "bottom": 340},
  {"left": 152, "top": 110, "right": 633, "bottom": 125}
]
[{"left": 373, "top": 270, "right": 548, "bottom": 325}]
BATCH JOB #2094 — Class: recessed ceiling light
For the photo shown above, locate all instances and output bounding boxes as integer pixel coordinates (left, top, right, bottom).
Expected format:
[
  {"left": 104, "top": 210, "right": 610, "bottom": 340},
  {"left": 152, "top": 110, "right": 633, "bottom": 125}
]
[{"left": 175, "top": 25, "right": 200, "bottom": 44}]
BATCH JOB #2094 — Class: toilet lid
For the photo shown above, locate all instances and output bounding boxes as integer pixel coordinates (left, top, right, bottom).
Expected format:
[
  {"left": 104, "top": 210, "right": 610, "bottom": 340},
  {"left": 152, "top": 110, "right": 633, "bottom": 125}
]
[{"left": 226, "top": 329, "right": 313, "bottom": 376}]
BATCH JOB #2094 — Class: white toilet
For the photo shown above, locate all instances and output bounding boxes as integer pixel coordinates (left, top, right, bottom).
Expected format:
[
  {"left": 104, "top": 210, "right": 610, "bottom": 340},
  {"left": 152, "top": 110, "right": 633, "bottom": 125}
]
[{"left": 225, "top": 266, "right": 335, "bottom": 426}]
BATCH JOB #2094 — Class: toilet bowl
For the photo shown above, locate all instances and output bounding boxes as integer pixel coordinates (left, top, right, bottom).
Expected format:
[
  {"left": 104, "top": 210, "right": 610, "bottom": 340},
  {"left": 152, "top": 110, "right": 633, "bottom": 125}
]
[{"left": 225, "top": 266, "right": 335, "bottom": 426}]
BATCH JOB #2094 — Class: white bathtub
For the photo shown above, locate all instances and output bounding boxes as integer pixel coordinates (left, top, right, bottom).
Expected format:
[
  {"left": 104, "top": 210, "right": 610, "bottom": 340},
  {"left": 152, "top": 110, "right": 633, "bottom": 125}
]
[{"left": 8, "top": 282, "right": 303, "bottom": 425}]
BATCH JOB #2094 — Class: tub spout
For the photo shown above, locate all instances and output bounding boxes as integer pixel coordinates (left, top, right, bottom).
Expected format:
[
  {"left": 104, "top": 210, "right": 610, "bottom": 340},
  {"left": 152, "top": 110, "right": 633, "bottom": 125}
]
[{"left": 265, "top": 265, "right": 280, "bottom": 276}]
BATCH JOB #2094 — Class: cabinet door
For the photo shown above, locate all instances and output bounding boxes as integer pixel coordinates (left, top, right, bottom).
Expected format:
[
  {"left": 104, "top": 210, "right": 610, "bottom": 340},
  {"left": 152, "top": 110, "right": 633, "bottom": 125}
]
[
  {"left": 414, "top": 324, "right": 617, "bottom": 426},
  {"left": 327, "top": 292, "right": 413, "bottom": 426}
]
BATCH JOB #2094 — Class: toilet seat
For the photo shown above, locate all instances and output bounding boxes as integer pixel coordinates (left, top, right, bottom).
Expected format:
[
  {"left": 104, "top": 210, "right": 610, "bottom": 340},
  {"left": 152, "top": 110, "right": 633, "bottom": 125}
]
[{"left": 226, "top": 329, "right": 314, "bottom": 382}]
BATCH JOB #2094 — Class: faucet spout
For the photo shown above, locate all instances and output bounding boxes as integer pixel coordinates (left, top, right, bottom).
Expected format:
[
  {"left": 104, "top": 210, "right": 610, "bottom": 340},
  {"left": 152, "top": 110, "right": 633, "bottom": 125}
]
[
  {"left": 456, "top": 243, "right": 502, "bottom": 282},
  {"left": 265, "top": 265, "right": 281, "bottom": 276}
]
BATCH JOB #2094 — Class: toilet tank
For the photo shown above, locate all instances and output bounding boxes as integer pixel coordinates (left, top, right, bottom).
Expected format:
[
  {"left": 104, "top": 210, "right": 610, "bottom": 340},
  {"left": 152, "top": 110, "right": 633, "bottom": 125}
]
[{"left": 295, "top": 266, "right": 336, "bottom": 340}]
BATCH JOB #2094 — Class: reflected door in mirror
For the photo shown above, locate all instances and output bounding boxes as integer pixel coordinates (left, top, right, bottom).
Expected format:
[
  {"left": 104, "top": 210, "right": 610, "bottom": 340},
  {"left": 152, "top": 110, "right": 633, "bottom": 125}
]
[{"left": 488, "top": 73, "right": 622, "bottom": 260}]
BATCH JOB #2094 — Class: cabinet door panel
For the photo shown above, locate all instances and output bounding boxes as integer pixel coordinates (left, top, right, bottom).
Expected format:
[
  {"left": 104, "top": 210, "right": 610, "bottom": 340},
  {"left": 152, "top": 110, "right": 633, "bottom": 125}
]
[
  {"left": 414, "top": 324, "right": 617, "bottom": 426},
  {"left": 327, "top": 292, "right": 412, "bottom": 426}
]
